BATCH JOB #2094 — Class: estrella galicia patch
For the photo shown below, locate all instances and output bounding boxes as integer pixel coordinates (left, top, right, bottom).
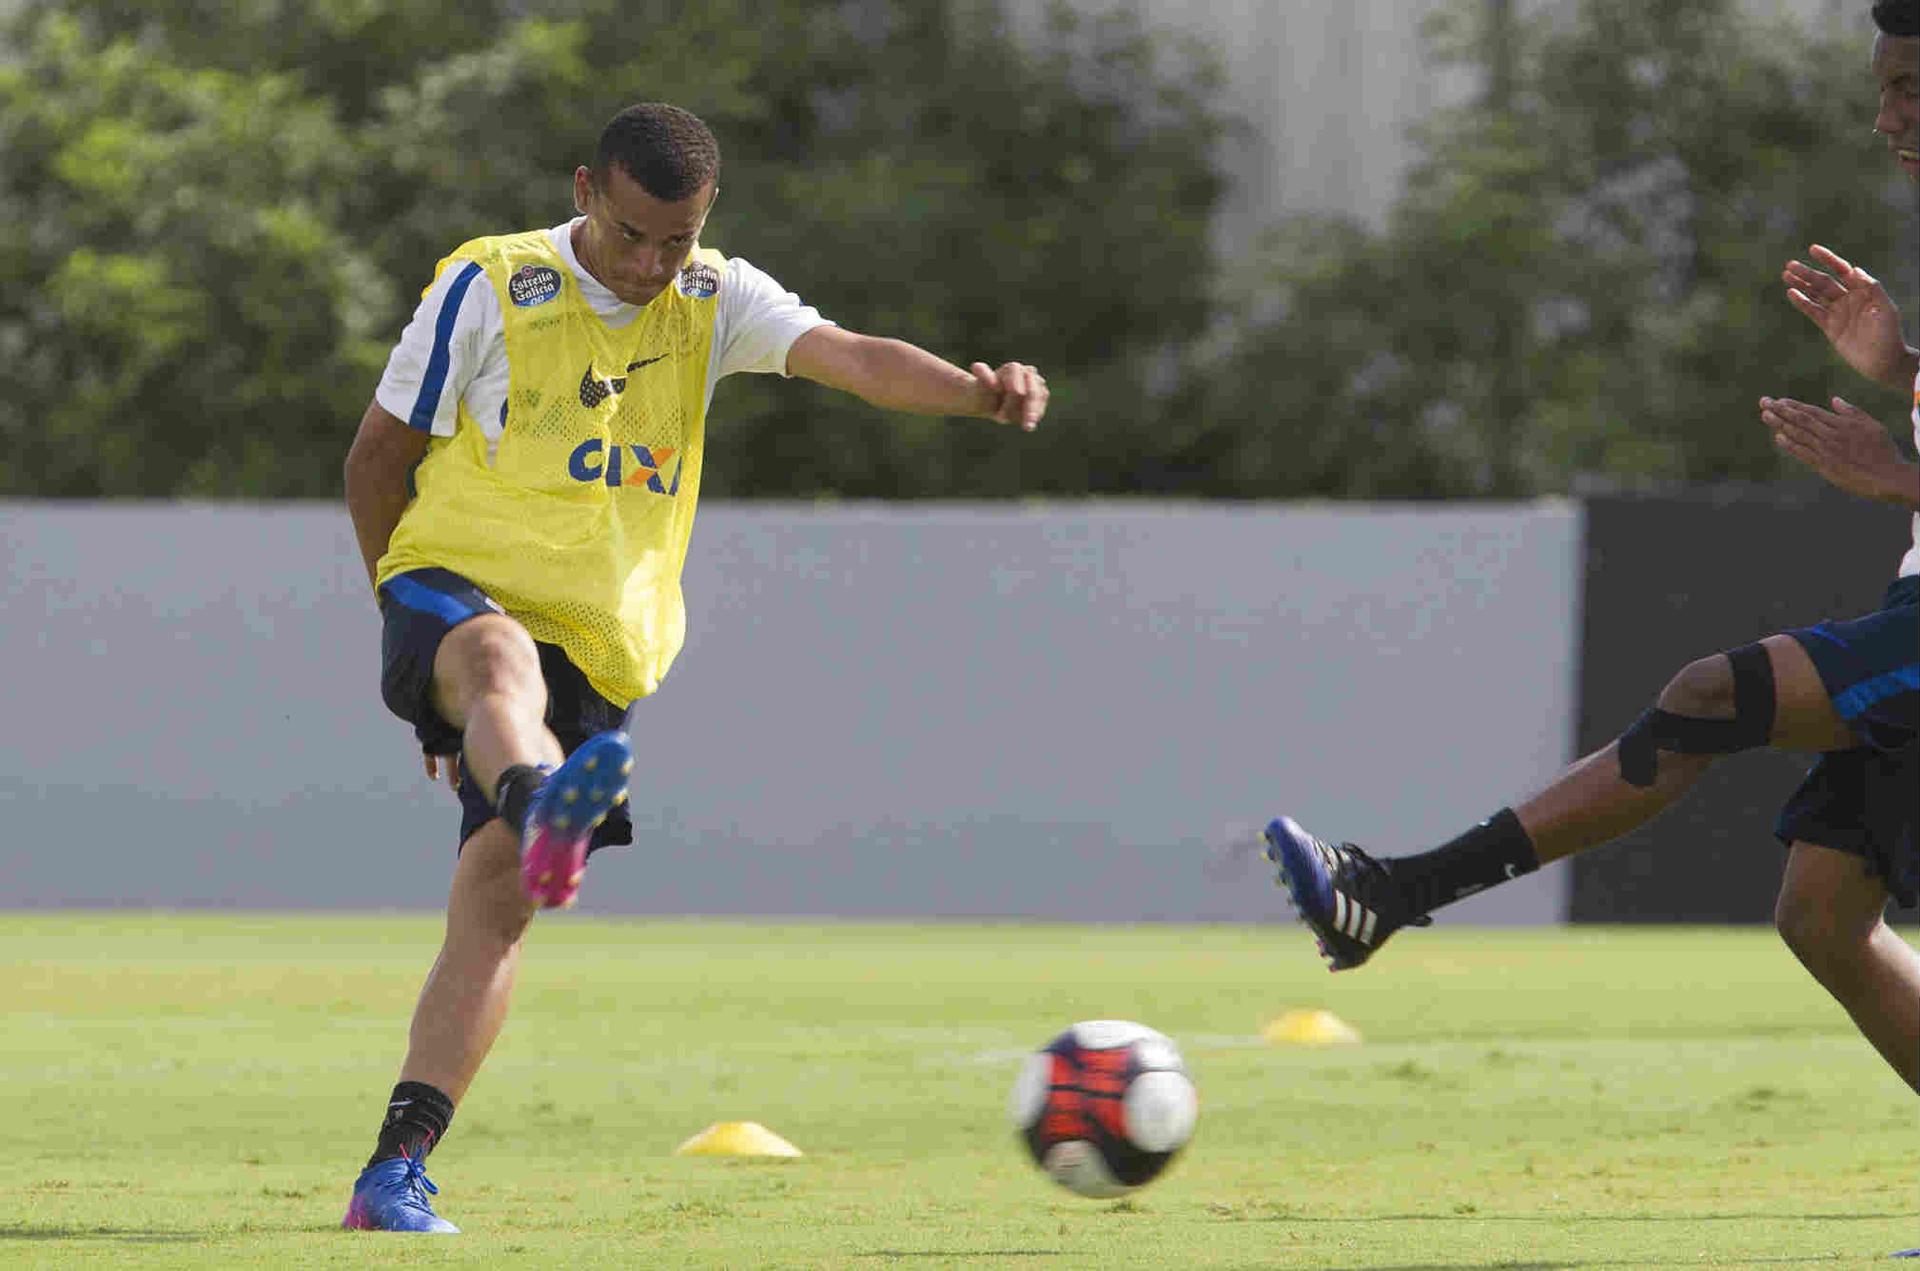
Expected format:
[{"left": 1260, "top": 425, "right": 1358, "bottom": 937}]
[
  {"left": 508, "top": 264, "right": 563, "bottom": 307},
  {"left": 676, "top": 261, "right": 719, "bottom": 299}
]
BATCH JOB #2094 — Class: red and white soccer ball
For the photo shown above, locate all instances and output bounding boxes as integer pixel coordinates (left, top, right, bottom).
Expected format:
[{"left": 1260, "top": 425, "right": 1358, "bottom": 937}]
[{"left": 1008, "top": 1019, "right": 1198, "bottom": 1198}]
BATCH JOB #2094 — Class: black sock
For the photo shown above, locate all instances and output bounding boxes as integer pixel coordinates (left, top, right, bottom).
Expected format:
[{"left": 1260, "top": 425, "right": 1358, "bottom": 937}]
[
  {"left": 368, "top": 1081, "right": 455, "bottom": 1167},
  {"left": 1389, "top": 808, "right": 1538, "bottom": 916},
  {"left": 492, "top": 763, "right": 548, "bottom": 833}
]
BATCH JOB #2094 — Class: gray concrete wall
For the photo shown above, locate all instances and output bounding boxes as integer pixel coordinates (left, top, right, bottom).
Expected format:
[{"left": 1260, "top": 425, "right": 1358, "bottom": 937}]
[{"left": 0, "top": 501, "right": 1580, "bottom": 922}]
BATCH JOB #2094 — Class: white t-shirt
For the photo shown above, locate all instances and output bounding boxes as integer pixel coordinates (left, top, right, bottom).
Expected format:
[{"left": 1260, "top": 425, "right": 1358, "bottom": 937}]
[
  {"left": 376, "top": 220, "right": 832, "bottom": 446},
  {"left": 1903, "top": 366, "right": 1919, "bottom": 578}
]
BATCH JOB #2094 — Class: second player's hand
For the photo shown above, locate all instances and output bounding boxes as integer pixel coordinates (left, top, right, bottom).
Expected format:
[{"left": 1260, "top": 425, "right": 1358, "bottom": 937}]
[
  {"left": 971, "top": 361, "right": 1048, "bottom": 432},
  {"left": 424, "top": 752, "right": 461, "bottom": 791},
  {"left": 1760, "top": 394, "right": 1917, "bottom": 506},
  {"left": 1782, "top": 245, "right": 1916, "bottom": 389}
]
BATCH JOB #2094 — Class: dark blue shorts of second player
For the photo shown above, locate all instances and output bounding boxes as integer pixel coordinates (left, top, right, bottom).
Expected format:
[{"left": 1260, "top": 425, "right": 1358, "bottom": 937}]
[
  {"left": 1777, "top": 574, "right": 1919, "bottom": 908},
  {"left": 378, "top": 566, "right": 634, "bottom": 853}
]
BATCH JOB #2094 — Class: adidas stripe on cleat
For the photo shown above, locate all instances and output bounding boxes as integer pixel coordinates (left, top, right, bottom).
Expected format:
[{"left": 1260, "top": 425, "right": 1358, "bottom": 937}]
[
  {"left": 1264, "top": 815, "right": 1429, "bottom": 971},
  {"left": 1328, "top": 890, "right": 1381, "bottom": 946},
  {"left": 519, "top": 729, "right": 633, "bottom": 909}
]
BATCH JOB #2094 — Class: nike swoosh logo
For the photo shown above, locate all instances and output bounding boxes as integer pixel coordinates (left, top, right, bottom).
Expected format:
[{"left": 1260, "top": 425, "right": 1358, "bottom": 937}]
[{"left": 581, "top": 355, "right": 670, "bottom": 406}]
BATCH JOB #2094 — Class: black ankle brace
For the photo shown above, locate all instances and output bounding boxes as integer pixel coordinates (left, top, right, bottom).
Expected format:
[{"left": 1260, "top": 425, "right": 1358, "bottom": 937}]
[
  {"left": 368, "top": 1080, "right": 454, "bottom": 1167},
  {"left": 492, "top": 763, "right": 549, "bottom": 833}
]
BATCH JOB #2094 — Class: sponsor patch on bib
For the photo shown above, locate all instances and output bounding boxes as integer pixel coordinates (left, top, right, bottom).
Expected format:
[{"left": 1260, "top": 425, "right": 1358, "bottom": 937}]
[
  {"left": 676, "top": 261, "right": 719, "bottom": 299},
  {"left": 509, "top": 264, "right": 563, "bottom": 307}
]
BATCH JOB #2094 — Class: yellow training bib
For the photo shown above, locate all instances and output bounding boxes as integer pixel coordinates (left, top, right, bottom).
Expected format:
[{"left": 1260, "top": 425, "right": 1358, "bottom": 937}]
[{"left": 379, "top": 230, "right": 723, "bottom": 705}]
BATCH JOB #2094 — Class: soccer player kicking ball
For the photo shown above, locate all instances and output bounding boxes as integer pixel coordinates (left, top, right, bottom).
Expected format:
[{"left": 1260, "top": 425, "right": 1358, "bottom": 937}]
[
  {"left": 1268, "top": 0, "right": 1919, "bottom": 1110},
  {"left": 340, "top": 103, "right": 1048, "bottom": 1233}
]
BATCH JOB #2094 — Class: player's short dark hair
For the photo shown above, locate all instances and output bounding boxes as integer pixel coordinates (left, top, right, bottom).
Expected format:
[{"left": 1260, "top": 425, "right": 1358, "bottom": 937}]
[
  {"left": 592, "top": 103, "right": 721, "bottom": 201},
  {"left": 1873, "top": 0, "right": 1920, "bottom": 36}
]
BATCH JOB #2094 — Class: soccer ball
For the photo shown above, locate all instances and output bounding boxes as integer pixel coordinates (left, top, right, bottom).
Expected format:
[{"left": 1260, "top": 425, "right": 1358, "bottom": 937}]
[{"left": 1008, "top": 1019, "right": 1198, "bottom": 1198}]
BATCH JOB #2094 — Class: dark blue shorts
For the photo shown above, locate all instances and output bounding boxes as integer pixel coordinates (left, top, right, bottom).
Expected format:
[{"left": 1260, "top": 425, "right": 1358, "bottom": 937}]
[
  {"left": 379, "top": 567, "right": 634, "bottom": 853},
  {"left": 1785, "top": 574, "right": 1919, "bottom": 754},
  {"left": 1776, "top": 574, "right": 1919, "bottom": 907}
]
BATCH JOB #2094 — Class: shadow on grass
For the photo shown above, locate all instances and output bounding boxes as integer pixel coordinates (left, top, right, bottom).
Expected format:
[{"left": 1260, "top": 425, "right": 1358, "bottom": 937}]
[
  {"left": 1229, "top": 1211, "right": 1905, "bottom": 1224},
  {"left": 857, "top": 1253, "right": 1063, "bottom": 1261},
  {"left": 1223, "top": 1214, "right": 1911, "bottom": 1269},
  {"left": 851, "top": 1255, "right": 1874, "bottom": 1270},
  {"left": 0, "top": 1227, "right": 201, "bottom": 1244},
  {"left": 1370, "top": 1259, "right": 1865, "bottom": 1270}
]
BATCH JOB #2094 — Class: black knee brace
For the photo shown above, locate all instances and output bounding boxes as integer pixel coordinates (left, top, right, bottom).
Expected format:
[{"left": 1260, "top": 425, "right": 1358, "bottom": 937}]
[{"left": 1616, "top": 642, "right": 1776, "bottom": 787}]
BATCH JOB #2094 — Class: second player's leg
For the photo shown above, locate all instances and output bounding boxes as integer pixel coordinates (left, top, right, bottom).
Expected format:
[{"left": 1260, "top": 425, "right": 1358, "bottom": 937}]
[
  {"left": 1775, "top": 841, "right": 1920, "bottom": 1095},
  {"left": 1264, "top": 632, "right": 1864, "bottom": 971},
  {"left": 1516, "top": 635, "right": 1855, "bottom": 864}
]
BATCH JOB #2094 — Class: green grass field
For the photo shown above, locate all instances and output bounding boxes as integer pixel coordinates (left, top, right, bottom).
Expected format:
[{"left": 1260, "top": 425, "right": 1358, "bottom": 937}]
[{"left": 4, "top": 914, "right": 1915, "bottom": 1269}]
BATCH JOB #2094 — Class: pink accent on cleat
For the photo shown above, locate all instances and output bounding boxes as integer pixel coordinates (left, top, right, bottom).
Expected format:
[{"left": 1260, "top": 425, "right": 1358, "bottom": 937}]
[
  {"left": 517, "top": 730, "right": 632, "bottom": 909},
  {"left": 521, "top": 827, "right": 587, "bottom": 908}
]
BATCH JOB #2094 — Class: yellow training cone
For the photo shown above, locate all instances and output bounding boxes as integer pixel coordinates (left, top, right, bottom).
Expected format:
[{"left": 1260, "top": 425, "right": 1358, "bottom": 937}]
[
  {"left": 674, "top": 1121, "right": 804, "bottom": 1157},
  {"left": 1262, "top": 1009, "right": 1363, "bottom": 1046}
]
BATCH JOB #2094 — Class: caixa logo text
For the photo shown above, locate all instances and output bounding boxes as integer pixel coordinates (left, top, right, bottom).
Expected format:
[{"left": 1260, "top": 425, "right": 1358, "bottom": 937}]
[{"left": 568, "top": 439, "right": 682, "bottom": 494}]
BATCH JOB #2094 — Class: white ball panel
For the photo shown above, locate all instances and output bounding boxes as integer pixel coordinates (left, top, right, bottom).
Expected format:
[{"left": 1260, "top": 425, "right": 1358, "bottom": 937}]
[
  {"left": 1068, "top": 1019, "right": 1163, "bottom": 1050},
  {"left": 1009, "top": 1052, "right": 1051, "bottom": 1129},
  {"left": 1132, "top": 1035, "right": 1184, "bottom": 1072},
  {"left": 1042, "top": 1140, "right": 1131, "bottom": 1198},
  {"left": 1122, "top": 1070, "right": 1198, "bottom": 1153}
]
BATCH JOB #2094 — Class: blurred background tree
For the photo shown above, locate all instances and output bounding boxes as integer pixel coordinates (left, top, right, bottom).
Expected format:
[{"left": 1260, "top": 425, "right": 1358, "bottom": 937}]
[
  {"left": 2, "top": 0, "right": 1910, "bottom": 499},
  {"left": 1192, "top": 0, "right": 1916, "bottom": 497}
]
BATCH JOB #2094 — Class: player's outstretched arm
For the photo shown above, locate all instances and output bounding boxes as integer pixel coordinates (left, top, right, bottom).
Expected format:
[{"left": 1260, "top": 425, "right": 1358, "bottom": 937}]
[
  {"left": 1781, "top": 244, "right": 1920, "bottom": 390},
  {"left": 344, "top": 399, "right": 431, "bottom": 591},
  {"left": 1760, "top": 394, "right": 1920, "bottom": 510},
  {"left": 785, "top": 326, "right": 1048, "bottom": 432}
]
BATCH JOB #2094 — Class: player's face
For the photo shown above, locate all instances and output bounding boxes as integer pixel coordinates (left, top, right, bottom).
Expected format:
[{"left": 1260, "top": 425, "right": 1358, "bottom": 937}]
[
  {"left": 572, "top": 164, "right": 715, "bottom": 305},
  {"left": 1871, "top": 34, "right": 1919, "bottom": 181}
]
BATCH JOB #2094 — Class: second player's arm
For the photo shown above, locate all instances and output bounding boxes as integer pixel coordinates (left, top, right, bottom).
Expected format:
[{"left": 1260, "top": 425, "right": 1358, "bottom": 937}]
[
  {"left": 1760, "top": 394, "right": 1920, "bottom": 510},
  {"left": 344, "top": 400, "right": 431, "bottom": 592},
  {"left": 1782, "top": 246, "right": 1920, "bottom": 390},
  {"left": 785, "top": 326, "right": 1048, "bottom": 431}
]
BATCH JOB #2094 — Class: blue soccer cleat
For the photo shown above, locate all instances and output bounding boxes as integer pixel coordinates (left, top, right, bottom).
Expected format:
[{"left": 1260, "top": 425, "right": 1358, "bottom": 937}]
[
  {"left": 341, "top": 1152, "right": 459, "bottom": 1233},
  {"left": 1894, "top": 1248, "right": 1919, "bottom": 1258},
  {"left": 1264, "top": 815, "right": 1430, "bottom": 971},
  {"left": 520, "top": 729, "right": 633, "bottom": 909}
]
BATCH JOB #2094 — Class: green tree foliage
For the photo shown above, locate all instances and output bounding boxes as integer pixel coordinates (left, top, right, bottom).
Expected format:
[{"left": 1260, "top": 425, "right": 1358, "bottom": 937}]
[
  {"left": 1, "top": 12, "right": 388, "bottom": 494},
  {"left": 2, "top": 0, "right": 1910, "bottom": 499},
  {"left": 1191, "top": 0, "right": 1916, "bottom": 498}
]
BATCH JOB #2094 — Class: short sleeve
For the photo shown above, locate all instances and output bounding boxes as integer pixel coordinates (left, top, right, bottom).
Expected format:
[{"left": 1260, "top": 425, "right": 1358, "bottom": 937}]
[
  {"left": 374, "top": 260, "right": 502, "bottom": 437},
  {"left": 712, "top": 256, "right": 833, "bottom": 380}
]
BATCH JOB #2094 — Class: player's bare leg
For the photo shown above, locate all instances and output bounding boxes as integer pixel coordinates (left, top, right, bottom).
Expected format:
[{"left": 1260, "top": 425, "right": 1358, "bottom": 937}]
[
  {"left": 398, "top": 818, "right": 539, "bottom": 1101},
  {"left": 393, "top": 612, "right": 628, "bottom": 1093},
  {"left": 347, "top": 614, "right": 629, "bottom": 1231},
  {"left": 1775, "top": 842, "right": 1920, "bottom": 1094},
  {"left": 1267, "top": 635, "right": 1862, "bottom": 971},
  {"left": 1515, "top": 635, "right": 1853, "bottom": 862},
  {"left": 346, "top": 824, "right": 534, "bottom": 1229},
  {"left": 430, "top": 613, "right": 630, "bottom": 906},
  {"left": 429, "top": 614, "right": 565, "bottom": 803}
]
